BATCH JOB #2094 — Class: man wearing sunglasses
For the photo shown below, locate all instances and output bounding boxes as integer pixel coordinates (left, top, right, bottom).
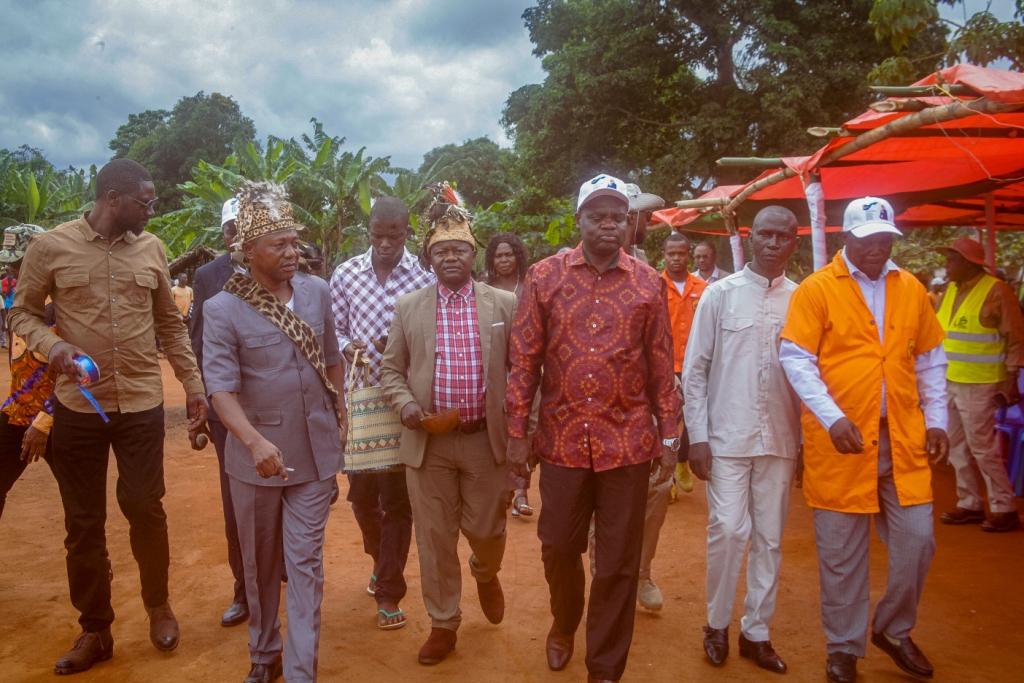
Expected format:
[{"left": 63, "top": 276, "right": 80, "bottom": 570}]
[{"left": 9, "top": 158, "right": 207, "bottom": 675}]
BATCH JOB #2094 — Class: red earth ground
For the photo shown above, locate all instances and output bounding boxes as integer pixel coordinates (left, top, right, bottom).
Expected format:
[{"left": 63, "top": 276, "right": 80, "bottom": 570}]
[{"left": 1, "top": 361, "right": 1023, "bottom": 682}]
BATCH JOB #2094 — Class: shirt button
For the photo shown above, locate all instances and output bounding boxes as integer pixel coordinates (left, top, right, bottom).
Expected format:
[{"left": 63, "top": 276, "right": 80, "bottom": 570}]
[
  {"left": 112, "top": 322, "right": 118, "bottom": 327},
  {"left": 590, "top": 347, "right": 595, "bottom": 352}
]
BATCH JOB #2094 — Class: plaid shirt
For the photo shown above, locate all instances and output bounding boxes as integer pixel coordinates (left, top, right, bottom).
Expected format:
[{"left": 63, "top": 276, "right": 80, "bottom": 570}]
[
  {"left": 329, "top": 248, "right": 435, "bottom": 384},
  {"left": 433, "top": 282, "right": 485, "bottom": 422}
]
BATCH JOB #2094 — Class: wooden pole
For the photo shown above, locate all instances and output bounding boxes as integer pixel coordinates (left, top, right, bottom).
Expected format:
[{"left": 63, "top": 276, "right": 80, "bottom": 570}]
[
  {"left": 868, "top": 99, "right": 931, "bottom": 113},
  {"left": 807, "top": 127, "right": 846, "bottom": 138},
  {"left": 724, "top": 97, "right": 1023, "bottom": 217},
  {"left": 716, "top": 157, "right": 786, "bottom": 168},
  {"left": 869, "top": 84, "right": 974, "bottom": 97},
  {"left": 985, "top": 192, "right": 996, "bottom": 271},
  {"left": 674, "top": 197, "right": 730, "bottom": 209}
]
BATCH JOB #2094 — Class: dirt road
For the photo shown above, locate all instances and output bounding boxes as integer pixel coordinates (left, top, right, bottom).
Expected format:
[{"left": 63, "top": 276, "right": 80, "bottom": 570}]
[{"left": 2, "top": 362, "right": 1022, "bottom": 681}]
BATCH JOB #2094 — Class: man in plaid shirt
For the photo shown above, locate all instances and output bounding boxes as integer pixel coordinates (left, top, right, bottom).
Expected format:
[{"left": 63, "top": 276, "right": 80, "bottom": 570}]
[
  {"left": 381, "top": 189, "right": 516, "bottom": 666},
  {"left": 329, "top": 197, "right": 433, "bottom": 631}
]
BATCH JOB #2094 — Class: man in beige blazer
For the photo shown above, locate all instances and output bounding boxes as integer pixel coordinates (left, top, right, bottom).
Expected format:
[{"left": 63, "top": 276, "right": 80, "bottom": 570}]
[{"left": 381, "top": 187, "right": 515, "bottom": 666}]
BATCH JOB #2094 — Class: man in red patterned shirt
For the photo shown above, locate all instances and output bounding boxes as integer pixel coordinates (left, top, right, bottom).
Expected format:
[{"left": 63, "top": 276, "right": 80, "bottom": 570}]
[
  {"left": 381, "top": 186, "right": 517, "bottom": 667},
  {"left": 506, "top": 174, "right": 681, "bottom": 683}
]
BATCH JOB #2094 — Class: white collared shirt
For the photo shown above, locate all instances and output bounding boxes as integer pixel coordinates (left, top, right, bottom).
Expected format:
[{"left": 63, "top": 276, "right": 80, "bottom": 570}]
[{"left": 683, "top": 265, "right": 801, "bottom": 459}]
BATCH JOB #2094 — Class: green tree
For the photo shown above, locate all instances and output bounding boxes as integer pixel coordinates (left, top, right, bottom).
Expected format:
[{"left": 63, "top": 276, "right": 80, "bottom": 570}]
[
  {"left": 110, "top": 91, "right": 256, "bottom": 209},
  {"left": 418, "top": 137, "right": 517, "bottom": 207},
  {"left": 502, "top": 0, "right": 945, "bottom": 206},
  {"left": 0, "top": 148, "right": 94, "bottom": 227}
]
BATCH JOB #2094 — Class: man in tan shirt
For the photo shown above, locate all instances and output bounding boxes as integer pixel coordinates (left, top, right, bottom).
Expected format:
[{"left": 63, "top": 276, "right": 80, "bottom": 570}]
[
  {"left": 9, "top": 158, "right": 207, "bottom": 675},
  {"left": 171, "top": 273, "right": 194, "bottom": 321}
]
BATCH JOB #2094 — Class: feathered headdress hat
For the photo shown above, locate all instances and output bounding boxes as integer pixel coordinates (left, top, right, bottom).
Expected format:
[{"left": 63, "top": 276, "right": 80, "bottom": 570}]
[
  {"left": 234, "top": 180, "right": 304, "bottom": 246},
  {"left": 422, "top": 182, "right": 477, "bottom": 252}
]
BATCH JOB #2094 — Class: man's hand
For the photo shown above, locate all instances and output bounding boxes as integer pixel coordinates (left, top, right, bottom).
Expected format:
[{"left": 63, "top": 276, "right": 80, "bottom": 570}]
[
  {"left": 1001, "top": 371, "right": 1021, "bottom": 407},
  {"left": 652, "top": 444, "right": 677, "bottom": 485},
  {"left": 343, "top": 341, "right": 368, "bottom": 364},
  {"left": 250, "top": 437, "right": 287, "bottom": 479},
  {"left": 372, "top": 336, "right": 388, "bottom": 354},
  {"left": 507, "top": 436, "right": 531, "bottom": 480},
  {"left": 926, "top": 427, "right": 950, "bottom": 465},
  {"left": 48, "top": 341, "right": 87, "bottom": 381},
  {"left": 400, "top": 401, "right": 423, "bottom": 430},
  {"left": 20, "top": 426, "right": 48, "bottom": 463},
  {"left": 828, "top": 417, "right": 864, "bottom": 454},
  {"left": 688, "top": 442, "right": 712, "bottom": 481},
  {"left": 186, "top": 393, "right": 209, "bottom": 432}
]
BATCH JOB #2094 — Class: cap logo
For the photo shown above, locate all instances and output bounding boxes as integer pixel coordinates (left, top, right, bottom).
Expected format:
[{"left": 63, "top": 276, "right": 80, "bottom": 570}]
[
  {"left": 3, "top": 232, "right": 16, "bottom": 248},
  {"left": 861, "top": 200, "right": 889, "bottom": 222}
]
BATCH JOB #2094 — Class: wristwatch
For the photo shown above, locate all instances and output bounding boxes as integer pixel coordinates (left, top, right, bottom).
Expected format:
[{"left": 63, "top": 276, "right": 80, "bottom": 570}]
[{"left": 662, "top": 437, "right": 680, "bottom": 451}]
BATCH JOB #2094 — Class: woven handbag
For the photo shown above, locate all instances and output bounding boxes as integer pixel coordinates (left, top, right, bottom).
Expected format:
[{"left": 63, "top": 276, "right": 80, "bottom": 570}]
[{"left": 343, "top": 349, "right": 403, "bottom": 473}]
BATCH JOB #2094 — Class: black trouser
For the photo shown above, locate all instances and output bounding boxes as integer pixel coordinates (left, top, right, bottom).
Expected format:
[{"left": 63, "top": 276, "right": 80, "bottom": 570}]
[
  {"left": 346, "top": 470, "right": 412, "bottom": 606},
  {"left": 51, "top": 400, "right": 168, "bottom": 632},
  {"left": 538, "top": 459, "right": 649, "bottom": 681},
  {"left": 0, "top": 411, "right": 52, "bottom": 519},
  {"left": 210, "top": 418, "right": 246, "bottom": 605}
]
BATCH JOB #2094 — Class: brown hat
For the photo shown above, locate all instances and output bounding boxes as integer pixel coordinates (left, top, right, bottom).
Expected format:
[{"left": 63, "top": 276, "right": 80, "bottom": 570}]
[
  {"left": 938, "top": 237, "right": 986, "bottom": 267},
  {"left": 235, "top": 181, "right": 304, "bottom": 246},
  {"left": 423, "top": 182, "right": 476, "bottom": 251}
]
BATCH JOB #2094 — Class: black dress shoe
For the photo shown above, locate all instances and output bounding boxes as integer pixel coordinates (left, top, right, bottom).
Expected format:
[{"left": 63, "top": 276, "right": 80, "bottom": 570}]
[
  {"left": 826, "top": 651, "right": 857, "bottom": 683},
  {"left": 54, "top": 630, "right": 114, "bottom": 675},
  {"left": 703, "top": 624, "right": 728, "bottom": 666},
  {"left": 222, "top": 601, "right": 249, "bottom": 627},
  {"left": 244, "top": 655, "right": 282, "bottom": 683},
  {"left": 871, "top": 631, "right": 933, "bottom": 678},
  {"left": 738, "top": 633, "right": 786, "bottom": 673},
  {"left": 546, "top": 628, "right": 574, "bottom": 671}
]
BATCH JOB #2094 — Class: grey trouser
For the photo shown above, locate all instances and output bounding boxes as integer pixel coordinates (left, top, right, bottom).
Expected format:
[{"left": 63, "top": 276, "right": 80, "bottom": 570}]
[
  {"left": 813, "top": 425, "right": 935, "bottom": 657},
  {"left": 231, "top": 476, "right": 334, "bottom": 682}
]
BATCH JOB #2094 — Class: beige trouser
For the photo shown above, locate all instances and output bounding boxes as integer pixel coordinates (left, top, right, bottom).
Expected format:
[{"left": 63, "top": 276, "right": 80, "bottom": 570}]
[
  {"left": 947, "top": 380, "right": 1017, "bottom": 513},
  {"left": 405, "top": 430, "right": 510, "bottom": 631},
  {"left": 588, "top": 464, "right": 672, "bottom": 580}
]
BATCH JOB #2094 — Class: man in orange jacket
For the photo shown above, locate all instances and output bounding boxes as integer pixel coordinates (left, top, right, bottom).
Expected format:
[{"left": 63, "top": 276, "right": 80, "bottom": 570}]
[{"left": 779, "top": 197, "right": 949, "bottom": 683}]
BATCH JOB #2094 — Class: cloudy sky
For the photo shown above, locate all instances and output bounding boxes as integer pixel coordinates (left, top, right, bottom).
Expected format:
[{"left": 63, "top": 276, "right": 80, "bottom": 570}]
[
  {"left": 0, "top": 0, "right": 545, "bottom": 170},
  {"left": 2, "top": 1, "right": 1017, "bottom": 173}
]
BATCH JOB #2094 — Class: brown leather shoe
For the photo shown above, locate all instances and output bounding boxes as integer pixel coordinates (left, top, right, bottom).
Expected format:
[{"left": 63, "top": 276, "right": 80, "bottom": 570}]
[
  {"left": 146, "top": 602, "right": 180, "bottom": 651},
  {"left": 417, "top": 627, "right": 456, "bottom": 665},
  {"left": 703, "top": 624, "right": 729, "bottom": 666},
  {"left": 871, "top": 631, "right": 933, "bottom": 678},
  {"left": 939, "top": 507, "right": 986, "bottom": 525},
  {"left": 54, "top": 630, "right": 114, "bottom": 675},
  {"left": 546, "top": 628, "right": 574, "bottom": 671},
  {"left": 826, "top": 651, "right": 857, "bottom": 683},
  {"left": 982, "top": 510, "right": 1021, "bottom": 533},
  {"left": 244, "top": 655, "right": 282, "bottom": 683},
  {"left": 476, "top": 576, "right": 505, "bottom": 624},
  {"left": 738, "top": 633, "right": 787, "bottom": 673}
]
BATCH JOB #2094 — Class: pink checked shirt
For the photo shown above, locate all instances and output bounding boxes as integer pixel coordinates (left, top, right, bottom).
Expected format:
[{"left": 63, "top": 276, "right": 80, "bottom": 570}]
[{"left": 433, "top": 282, "right": 485, "bottom": 422}]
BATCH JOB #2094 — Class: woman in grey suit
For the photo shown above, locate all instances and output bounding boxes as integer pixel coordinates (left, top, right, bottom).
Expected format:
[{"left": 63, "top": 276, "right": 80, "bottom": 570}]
[{"left": 202, "top": 182, "right": 346, "bottom": 683}]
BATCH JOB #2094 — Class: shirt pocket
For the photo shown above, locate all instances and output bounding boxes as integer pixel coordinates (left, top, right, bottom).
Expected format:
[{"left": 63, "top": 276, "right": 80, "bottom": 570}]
[
  {"left": 128, "top": 272, "right": 158, "bottom": 306},
  {"left": 243, "top": 332, "right": 288, "bottom": 372},
  {"left": 54, "top": 271, "right": 91, "bottom": 306},
  {"left": 721, "top": 316, "right": 755, "bottom": 355}
]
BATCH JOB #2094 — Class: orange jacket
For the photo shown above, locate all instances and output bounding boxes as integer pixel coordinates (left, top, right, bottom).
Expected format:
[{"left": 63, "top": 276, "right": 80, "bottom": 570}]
[
  {"left": 663, "top": 271, "right": 707, "bottom": 373},
  {"left": 781, "top": 253, "right": 944, "bottom": 513}
]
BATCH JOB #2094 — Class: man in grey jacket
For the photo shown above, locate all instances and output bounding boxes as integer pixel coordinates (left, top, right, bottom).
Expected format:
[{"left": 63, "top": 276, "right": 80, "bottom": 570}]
[{"left": 203, "top": 182, "right": 345, "bottom": 683}]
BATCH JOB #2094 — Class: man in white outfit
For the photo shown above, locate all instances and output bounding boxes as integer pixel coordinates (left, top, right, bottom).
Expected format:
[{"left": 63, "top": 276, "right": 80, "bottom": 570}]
[{"left": 683, "top": 206, "right": 801, "bottom": 674}]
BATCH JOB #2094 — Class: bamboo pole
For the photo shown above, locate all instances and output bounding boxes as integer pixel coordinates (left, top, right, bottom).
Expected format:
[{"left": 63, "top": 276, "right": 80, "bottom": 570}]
[
  {"left": 807, "top": 127, "right": 847, "bottom": 138},
  {"left": 716, "top": 157, "right": 786, "bottom": 168},
  {"left": 723, "top": 97, "right": 1024, "bottom": 216},
  {"left": 869, "top": 84, "right": 974, "bottom": 97},
  {"left": 868, "top": 99, "right": 931, "bottom": 113},
  {"left": 985, "top": 193, "right": 996, "bottom": 270},
  {"left": 674, "top": 197, "right": 730, "bottom": 209}
]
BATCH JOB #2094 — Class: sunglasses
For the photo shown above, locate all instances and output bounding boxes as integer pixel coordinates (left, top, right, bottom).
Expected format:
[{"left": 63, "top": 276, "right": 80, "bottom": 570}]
[{"left": 128, "top": 196, "right": 159, "bottom": 211}]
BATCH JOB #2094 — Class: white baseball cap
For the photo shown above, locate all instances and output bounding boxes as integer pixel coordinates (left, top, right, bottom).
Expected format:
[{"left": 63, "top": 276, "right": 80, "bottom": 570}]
[
  {"left": 843, "top": 196, "right": 902, "bottom": 238},
  {"left": 623, "top": 183, "right": 665, "bottom": 212},
  {"left": 221, "top": 197, "right": 240, "bottom": 227},
  {"left": 577, "top": 174, "right": 629, "bottom": 211}
]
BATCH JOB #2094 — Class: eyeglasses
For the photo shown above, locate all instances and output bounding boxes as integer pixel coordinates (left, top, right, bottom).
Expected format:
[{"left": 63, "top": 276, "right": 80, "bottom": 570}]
[{"left": 128, "top": 196, "right": 159, "bottom": 211}]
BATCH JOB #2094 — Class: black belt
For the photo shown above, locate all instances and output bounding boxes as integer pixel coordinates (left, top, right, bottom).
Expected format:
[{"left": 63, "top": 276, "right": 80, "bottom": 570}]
[{"left": 457, "top": 418, "right": 487, "bottom": 434}]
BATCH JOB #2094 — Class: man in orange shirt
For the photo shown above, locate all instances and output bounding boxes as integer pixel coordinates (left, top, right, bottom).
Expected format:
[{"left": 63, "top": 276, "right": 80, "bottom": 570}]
[
  {"left": 662, "top": 231, "right": 706, "bottom": 494},
  {"left": 779, "top": 197, "right": 948, "bottom": 683}
]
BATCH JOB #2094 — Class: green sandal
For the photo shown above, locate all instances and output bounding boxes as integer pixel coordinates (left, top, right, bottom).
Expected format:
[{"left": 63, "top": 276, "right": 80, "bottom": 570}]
[
  {"left": 366, "top": 574, "right": 377, "bottom": 596},
  {"left": 376, "top": 607, "right": 407, "bottom": 630}
]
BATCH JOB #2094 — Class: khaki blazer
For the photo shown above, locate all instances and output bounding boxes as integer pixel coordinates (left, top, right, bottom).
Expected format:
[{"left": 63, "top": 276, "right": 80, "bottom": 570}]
[{"left": 381, "top": 281, "right": 515, "bottom": 468}]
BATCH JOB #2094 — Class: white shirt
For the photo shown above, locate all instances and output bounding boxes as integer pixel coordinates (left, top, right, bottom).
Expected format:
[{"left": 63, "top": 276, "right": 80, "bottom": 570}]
[
  {"left": 683, "top": 265, "right": 801, "bottom": 459},
  {"left": 696, "top": 266, "right": 727, "bottom": 284},
  {"left": 778, "top": 248, "right": 948, "bottom": 431}
]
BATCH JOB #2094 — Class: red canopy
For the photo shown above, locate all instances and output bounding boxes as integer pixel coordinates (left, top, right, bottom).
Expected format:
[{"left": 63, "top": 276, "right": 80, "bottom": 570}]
[{"left": 672, "top": 65, "right": 1024, "bottom": 234}]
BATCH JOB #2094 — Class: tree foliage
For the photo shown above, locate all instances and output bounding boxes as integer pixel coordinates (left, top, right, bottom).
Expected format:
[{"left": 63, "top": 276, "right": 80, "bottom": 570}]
[
  {"left": 418, "top": 137, "right": 517, "bottom": 207},
  {"left": 110, "top": 91, "right": 256, "bottom": 209},
  {"left": 0, "top": 147, "right": 94, "bottom": 228}
]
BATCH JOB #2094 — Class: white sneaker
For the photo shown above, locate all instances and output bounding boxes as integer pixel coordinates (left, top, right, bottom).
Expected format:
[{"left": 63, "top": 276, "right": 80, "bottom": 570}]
[{"left": 637, "top": 578, "right": 663, "bottom": 612}]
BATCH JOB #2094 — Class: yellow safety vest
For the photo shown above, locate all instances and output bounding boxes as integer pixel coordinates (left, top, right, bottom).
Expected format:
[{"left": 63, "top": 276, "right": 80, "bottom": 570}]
[{"left": 938, "top": 274, "right": 1007, "bottom": 384}]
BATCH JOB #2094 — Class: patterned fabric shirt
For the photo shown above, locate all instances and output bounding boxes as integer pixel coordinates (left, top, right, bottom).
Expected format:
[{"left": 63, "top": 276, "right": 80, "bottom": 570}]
[
  {"left": 433, "top": 282, "right": 485, "bottom": 422},
  {"left": 506, "top": 244, "right": 680, "bottom": 472},
  {"left": 329, "top": 248, "right": 435, "bottom": 385}
]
